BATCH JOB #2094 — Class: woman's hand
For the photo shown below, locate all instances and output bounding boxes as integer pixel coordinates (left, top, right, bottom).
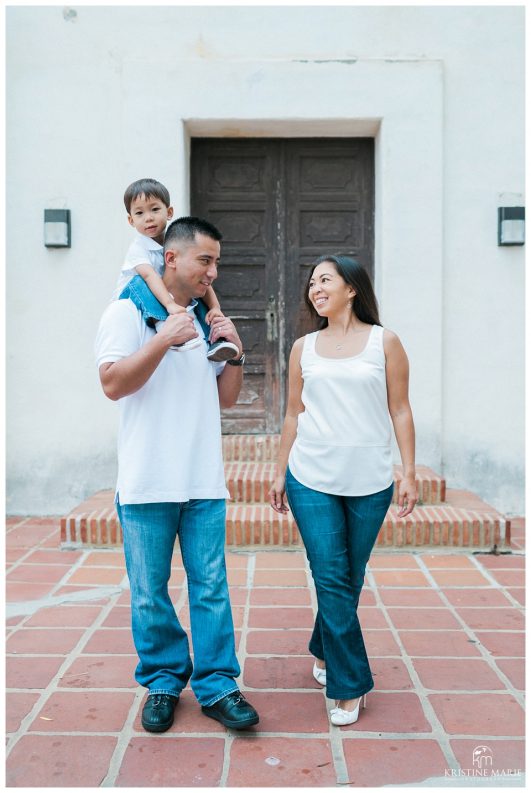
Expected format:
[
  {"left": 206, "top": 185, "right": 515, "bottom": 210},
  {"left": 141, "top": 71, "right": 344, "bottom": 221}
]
[
  {"left": 269, "top": 475, "right": 290, "bottom": 514},
  {"left": 397, "top": 475, "right": 418, "bottom": 518}
]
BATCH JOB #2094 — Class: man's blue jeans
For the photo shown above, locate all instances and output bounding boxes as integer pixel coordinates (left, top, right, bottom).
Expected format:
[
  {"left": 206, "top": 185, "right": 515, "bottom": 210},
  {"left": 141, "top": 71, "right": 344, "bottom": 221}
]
[
  {"left": 116, "top": 498, "right": 240, "bottom": 706},
  {"left": 285, "top": 467, "right": 394, "bottom": 700},
  {"left": 119, "top": 274, "right": 210, "bottom": 339}
]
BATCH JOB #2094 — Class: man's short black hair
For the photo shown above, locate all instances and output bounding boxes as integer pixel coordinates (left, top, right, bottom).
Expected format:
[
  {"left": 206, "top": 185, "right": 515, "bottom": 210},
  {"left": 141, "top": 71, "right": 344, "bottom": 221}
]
[
  {"left": 164, "top": 216, "right": 223, "bottom": 251},
  {"left": 124, "top": 178, "right": 171, "bottom": 213}
]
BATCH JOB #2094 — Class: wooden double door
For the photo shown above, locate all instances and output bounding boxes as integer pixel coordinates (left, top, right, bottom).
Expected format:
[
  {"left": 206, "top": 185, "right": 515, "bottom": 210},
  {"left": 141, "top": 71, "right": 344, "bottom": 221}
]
[{"left": 191, "top": 138, "right": 374, "bottom": 433}]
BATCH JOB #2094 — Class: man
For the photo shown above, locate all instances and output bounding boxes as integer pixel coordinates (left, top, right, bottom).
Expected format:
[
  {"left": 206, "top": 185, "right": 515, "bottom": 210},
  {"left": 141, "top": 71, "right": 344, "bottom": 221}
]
[{"left": 95, "top": 216, "right": 259, "bottom": 732}]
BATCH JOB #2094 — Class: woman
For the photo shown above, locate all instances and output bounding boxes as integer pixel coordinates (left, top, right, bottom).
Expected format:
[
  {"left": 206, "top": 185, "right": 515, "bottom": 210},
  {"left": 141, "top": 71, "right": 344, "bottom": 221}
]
[{"left": 270, "top": 254, "right": 417, "bottom": 726}]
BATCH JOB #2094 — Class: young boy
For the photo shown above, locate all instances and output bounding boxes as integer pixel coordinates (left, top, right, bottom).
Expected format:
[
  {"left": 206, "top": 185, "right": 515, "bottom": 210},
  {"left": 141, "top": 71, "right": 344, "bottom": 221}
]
[{"left": 114, "top": 178, "right": 239, "bottom": 361}]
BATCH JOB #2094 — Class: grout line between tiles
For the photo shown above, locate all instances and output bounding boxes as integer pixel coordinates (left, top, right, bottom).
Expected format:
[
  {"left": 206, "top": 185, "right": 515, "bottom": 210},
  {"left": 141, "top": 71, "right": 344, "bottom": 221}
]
[
  {"left": 467, "top": 554, "right": 526, "bottom": 611},
  {"left": 8, "top": 686, "right": 139, "bottom": 694},
  {"left": 5, "top": 517, "right": 31, "bottom": 532},
  {"left": 249, "top": 583, "right": 525, "bottom": 591},
  {"left": 237, "top": 552, "right": 255, "bottom": 683},
  {"left": 7, "top": 651, "right": 524, "bottom": 661},
  {"left": 100, "top": 687, "right": 145, "bottom": 787},
  {"left": 234, "top": 686, "right": 523, "bottom": 695},
  {"left": 219, "top": 552, "right": 257, "bottom": 787},
  {"left": 15, "top": 728, "right": 525, "bottom": 741},
  {"left": 219, "top": 732, "right": 234, "bottom": 787},
  {"left": 240, "top": 626, "right": 523, "bottom": 633}
]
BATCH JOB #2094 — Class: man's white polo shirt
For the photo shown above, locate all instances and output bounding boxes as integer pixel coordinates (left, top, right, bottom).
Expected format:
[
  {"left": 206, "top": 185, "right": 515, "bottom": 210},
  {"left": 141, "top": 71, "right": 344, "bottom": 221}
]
[
  {"left": 113, "top": 231, "right": 164, "bottom": 299},
  {"left": 95, "top": 299, "right": 229, "bottom": 504}
]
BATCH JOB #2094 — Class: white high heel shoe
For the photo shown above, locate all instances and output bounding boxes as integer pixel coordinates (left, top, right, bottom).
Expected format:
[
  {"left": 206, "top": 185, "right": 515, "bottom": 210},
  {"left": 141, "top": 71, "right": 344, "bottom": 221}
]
[
  {"left": 312, "top": 661, "right": 326, "bottom": 686},
  {"left": 330, "top": 694, "right": 367, "bottom": 726}
]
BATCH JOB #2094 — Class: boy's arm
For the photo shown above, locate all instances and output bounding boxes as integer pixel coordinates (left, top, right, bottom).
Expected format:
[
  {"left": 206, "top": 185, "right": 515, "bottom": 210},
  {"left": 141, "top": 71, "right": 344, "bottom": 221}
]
[
  {"left": 135, "top": 264, "right": 185, "bottom": 314},
  {"left": 203, "top": 285, "right": 221, "bottom": 312},
  {"left": 202, "top": 285, "right": 224, "bottom": 324}
]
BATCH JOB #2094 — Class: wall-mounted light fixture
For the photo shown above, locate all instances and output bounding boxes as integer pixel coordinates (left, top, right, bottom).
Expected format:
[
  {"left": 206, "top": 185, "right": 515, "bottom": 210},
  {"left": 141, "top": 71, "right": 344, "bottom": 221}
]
[
  {"left": 44, "top": 209, "right": 71, "bottom": 248},
  {"left": 498, "top": 206, "right": 525, "bottom": 246}
]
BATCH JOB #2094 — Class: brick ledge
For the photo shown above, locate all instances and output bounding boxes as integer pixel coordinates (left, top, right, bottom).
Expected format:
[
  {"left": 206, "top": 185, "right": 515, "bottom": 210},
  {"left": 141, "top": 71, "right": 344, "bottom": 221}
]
[{"left": 60, "top": 490, "right": 509, "bottom": 550}]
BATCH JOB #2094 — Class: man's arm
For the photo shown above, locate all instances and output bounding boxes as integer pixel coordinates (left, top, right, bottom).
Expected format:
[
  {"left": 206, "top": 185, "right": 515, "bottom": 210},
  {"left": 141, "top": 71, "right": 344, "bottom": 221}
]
[
  {"left": 216, "top": 361, "right": 244, "bottom": 409},
  {"left": 99, "top": 312, "right": 198, "bottom": 401}
]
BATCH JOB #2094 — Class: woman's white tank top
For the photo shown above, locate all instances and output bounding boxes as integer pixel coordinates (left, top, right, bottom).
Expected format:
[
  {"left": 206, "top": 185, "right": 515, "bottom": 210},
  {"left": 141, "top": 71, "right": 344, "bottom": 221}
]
[{"left": 288, "top": 324, "right": 394, "bottom": 496}]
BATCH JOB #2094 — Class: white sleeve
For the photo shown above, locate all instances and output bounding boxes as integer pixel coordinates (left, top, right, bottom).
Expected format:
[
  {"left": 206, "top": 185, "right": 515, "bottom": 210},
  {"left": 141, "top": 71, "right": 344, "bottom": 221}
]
[
  {"left": 121, "top": 239, "right": 152, "bottom": 274},
  {"left": 95, "top": 300, "right": 143, "bottom": 367}
]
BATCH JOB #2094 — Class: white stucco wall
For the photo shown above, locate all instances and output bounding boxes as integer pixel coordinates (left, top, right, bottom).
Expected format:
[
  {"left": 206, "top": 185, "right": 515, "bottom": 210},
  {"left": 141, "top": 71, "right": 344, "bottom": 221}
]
[{"left": 6, "top": 5, "right": 525, "bottom": 514}]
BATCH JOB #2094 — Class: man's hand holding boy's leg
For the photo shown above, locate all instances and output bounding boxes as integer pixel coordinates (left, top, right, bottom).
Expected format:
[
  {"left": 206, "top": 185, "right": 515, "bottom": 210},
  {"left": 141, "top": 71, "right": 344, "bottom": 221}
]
[
  {"left": 157, "top": 313, "right": 199, "bottom": 349},
  {"left": 204, "top": 309, "right": 240, "bottom": 362}
]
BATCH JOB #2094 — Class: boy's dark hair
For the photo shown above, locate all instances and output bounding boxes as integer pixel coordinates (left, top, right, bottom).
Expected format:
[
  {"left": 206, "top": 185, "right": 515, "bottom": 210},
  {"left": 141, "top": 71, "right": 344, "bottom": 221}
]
[
  {"left": 305, "top": 254, "right": 382, "bottom": 328},
  {"left": 164, "top": 216, "right": 223, "bottom": 251},
  {"left": 124, "top": 178, "right": 171, "bottom": 213}
]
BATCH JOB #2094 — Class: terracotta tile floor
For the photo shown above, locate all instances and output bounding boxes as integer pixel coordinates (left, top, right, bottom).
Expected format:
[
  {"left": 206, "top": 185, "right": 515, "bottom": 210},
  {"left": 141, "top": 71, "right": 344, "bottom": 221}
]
[{"left": 5, "top": 515, "right": 526, "bottom": 787}]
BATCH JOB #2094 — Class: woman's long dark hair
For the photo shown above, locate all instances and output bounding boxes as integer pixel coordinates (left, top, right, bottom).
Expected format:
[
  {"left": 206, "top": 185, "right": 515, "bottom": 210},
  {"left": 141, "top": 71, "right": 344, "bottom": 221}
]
[{"left": 304, "top": 254, "right": 382, "bottom": 329}]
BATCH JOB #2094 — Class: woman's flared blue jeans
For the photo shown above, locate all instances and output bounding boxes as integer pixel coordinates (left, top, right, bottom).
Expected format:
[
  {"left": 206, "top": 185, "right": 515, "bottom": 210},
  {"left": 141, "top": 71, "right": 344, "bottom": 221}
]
[
  {"left": 285, "top": 467, "right": 393, "bottom": 700},
  {"left": 116, "top": 499, "right": 240, "bottom": 706}
]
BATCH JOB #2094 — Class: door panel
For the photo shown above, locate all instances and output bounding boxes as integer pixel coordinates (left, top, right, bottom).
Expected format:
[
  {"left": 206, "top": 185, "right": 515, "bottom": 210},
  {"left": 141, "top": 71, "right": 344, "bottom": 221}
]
[
  {"left": 284, "top": 139, "right": 374, "bottom": 344},
  {"left": 191, "top": 138, "right": 374, "bottom": 433}
]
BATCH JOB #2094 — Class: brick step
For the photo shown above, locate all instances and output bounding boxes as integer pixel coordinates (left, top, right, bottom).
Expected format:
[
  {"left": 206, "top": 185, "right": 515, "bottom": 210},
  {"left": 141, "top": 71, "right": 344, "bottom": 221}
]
[
  {"left": 61, "top": 489, "right": 509, "bottom": 550},
  {"left": 225, "top": 461, "right": 445, "bottom": 505},
  {"left": 225, "top": 497, "right": 509, "bottom": 548},
  {"left": 222, "top": 434, "right": 280, "bottom": 461}
]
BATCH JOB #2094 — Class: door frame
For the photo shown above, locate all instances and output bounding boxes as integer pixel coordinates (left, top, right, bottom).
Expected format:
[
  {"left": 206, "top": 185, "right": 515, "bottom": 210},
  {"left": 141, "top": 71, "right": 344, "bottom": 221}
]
[{"left": 177, "top": 89, "right": 443, "bottom": 471}]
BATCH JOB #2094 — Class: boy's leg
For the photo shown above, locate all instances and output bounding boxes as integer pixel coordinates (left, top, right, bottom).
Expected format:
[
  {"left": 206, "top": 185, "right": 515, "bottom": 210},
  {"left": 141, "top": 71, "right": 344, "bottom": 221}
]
[
  {"left": 194, "top": 299, "right": 239, "bottom": 362},
  {"left": 120, "top": 275, "right": 168, "bottom": 328},
  {"left": 122, "top": 276, "right": 200, "bottom": 352},
  {"left": 193, "top": 298, "right": 212, "bottom": 340}
]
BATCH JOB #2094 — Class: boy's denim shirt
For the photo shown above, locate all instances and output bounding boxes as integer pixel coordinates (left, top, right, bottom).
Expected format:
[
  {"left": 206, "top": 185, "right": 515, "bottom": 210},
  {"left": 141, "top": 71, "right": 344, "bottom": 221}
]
[{"left": 119, "top": 274, "right": 209, "bottom": 336}]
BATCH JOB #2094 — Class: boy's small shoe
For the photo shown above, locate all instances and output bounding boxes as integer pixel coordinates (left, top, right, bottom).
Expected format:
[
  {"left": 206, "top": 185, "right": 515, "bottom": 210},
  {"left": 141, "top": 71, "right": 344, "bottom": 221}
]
[
  {"left": 176, "top": 338, "right": 203, "bottom": 351},
  {"left": 207, "top": 340, "right": 240, "bottom": 362}
]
